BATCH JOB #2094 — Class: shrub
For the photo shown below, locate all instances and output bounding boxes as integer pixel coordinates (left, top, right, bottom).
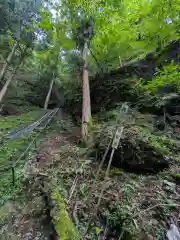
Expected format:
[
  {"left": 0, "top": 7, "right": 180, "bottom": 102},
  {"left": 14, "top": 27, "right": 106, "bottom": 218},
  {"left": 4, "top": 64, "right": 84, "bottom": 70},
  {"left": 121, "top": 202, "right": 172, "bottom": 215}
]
[{"left": 135, "top": 62, "right": 180, "bottom": 95}]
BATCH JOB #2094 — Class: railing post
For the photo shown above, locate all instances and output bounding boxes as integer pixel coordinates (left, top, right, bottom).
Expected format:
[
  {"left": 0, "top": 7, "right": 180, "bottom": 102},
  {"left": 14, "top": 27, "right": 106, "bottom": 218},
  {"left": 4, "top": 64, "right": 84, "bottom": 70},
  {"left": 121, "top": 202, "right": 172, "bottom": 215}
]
[
  {"left": 9, "top": 156, "right": 15, "bottom": 186},
  {"left": 12, "top": 167, "right": 15, "bottom": 186}
]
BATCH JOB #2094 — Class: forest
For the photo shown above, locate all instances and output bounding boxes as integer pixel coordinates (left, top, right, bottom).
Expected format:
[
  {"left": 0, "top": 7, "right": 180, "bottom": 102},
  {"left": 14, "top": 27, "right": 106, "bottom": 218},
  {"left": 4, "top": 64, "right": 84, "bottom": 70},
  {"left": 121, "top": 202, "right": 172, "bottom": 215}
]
[{"left": 0, "top": 0, "right": 180, "bottom": 239}]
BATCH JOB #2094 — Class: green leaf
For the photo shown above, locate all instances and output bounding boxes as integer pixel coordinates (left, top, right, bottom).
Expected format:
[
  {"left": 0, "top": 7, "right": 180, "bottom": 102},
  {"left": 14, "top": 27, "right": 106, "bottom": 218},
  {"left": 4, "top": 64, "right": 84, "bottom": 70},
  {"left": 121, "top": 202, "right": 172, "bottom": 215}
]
[{"left": 95, "top": 226, "right": 103, "bottom": 235}]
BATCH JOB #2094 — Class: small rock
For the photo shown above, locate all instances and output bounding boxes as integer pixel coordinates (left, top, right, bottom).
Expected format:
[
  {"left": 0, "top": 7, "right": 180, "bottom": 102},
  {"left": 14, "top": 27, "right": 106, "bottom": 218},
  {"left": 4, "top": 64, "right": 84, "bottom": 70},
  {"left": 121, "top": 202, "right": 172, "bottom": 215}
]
[
  {"left": 151, "top": 219, "right": 159, "bottom": 225},
  {"left": 147, "top": 235, "right": 154, "bottom": 240},
  {"left": 163, "top": 180, "right": 176, "bottom": 193}
]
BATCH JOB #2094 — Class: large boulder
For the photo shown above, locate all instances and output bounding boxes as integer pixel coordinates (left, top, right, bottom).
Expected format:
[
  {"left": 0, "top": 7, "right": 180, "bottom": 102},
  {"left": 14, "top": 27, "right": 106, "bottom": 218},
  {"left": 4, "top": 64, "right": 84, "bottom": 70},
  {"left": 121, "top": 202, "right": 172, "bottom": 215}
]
[{"left": 91, "top": 110, "right": 178, "bottom": 173}]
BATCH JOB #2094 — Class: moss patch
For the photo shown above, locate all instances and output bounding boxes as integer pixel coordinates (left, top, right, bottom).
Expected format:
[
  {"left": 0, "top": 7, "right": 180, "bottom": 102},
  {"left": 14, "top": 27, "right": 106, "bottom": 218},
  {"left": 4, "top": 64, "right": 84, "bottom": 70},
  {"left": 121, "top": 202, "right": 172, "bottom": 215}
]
[
  {"left": 137, "top": 126, "right": 179, "bottom": 155},
  {"left": 51, "top": 191, "right": 80, "bottom": 240}
]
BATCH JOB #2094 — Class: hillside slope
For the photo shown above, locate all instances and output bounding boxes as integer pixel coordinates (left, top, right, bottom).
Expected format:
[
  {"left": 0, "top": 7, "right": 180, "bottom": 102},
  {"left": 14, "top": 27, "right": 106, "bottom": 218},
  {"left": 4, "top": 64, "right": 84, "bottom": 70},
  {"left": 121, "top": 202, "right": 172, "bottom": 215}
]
[{"left": 0, "top": 108, "right": 180, "bottom": 239}]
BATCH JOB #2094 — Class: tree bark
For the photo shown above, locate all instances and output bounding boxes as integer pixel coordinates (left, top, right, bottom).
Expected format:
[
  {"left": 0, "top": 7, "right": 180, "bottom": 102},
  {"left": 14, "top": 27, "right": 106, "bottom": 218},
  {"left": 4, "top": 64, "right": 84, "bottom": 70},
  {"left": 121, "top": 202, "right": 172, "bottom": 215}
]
[
  {"left": 0, "top": 45, "right": 28, "bottom": 104},
  {"left": 0, "top": 41, "right": 18, "bottom": 82},
  {"left": 0, "top": 63, "right": 20, "bottom": 104},
  {"left": 119, "top": 55, "right": 123, "bottom": 67},
  {"left": 81, "top": 40, "right": 91, "bottom": 141},
  {"left": 44, "top": 78, "right": 54, "bottom": 110}
]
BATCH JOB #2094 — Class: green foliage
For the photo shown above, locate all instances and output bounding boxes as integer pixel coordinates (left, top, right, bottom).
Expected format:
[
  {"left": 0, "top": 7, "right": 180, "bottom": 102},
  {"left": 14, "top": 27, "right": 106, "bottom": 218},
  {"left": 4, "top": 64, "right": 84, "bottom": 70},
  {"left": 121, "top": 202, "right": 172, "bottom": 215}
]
[
  {"left": 103, "top": 182, "right": 138, "bottom": 239},
  {"left": 52, "top": 191, "right": 80, "bottom": 240},
  {"left": 136, "top": 62, "right": 180, "bottom": 95},
  {"left": 0, "top": 110, "right": 43, "bottom": 165},
  {"left": 79, "top": 0, "right": 180, "bottom": 70},
  {"left": 0, "top": 168, "right": 24, "bottom": 206},
  {"left": 29, "top": 0, "right": 180, "bottom": 93},
  {"left": 172, "top": 173, "right": 180, "bottom": 180},
  {"left": 109, "top": 168, "right": 124, "bottom": 176},
  {"left": 96, "top": 110, "right": 120, "bottom": 123},
  {"left": 1, "top": 0, "right": 179, "bottom": 112},
  {"left": 138, "top": 126, "right": 179, "bottom": 155},
  {"left": 0, "top": 0, "right": 42, "bottom": 46}
]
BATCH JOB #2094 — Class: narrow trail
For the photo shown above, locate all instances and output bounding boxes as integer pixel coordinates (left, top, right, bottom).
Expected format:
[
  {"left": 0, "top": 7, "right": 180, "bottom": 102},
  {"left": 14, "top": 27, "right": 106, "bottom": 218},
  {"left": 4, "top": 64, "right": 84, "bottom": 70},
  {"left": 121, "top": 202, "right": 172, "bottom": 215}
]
[
  {"left": 0, "top": 118, "right": 81, "bottom": 240},
  {"left": 1, "top": 112, "right": 180, "bottom": 239}
]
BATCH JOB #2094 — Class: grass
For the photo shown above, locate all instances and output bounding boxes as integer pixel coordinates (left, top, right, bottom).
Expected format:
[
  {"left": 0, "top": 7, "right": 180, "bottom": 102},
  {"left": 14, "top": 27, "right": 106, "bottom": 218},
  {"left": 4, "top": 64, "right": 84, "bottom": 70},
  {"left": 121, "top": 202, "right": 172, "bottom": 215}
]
[
  {"left": 0, "top": 168, "right": 24, "bottom": 206},
  {"left": 0, "top": 110, "right": 61, "bottom": 207},
  {"left": 0, "top": 110, "right": 46, "bottom": 136},
  {"left": 137, "top": 125, "right": 179, "bottom": 155},
  {"left": 0, "top": 110, "right": 46, "bottom": 206},
  {"left": 0, "top": 110, "right": 46, "bottom": 166}
]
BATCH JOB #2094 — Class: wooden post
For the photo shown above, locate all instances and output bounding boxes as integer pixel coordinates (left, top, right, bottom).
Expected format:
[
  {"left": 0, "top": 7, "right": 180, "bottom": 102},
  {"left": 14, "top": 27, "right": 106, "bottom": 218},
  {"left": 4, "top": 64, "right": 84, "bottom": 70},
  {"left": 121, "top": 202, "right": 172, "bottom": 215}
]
[
  {"left": 34, "top": 139, "right": 37, "bottom": 149},
  {"left": 12, "top": 167, "right": 15, "bottom": 186}
]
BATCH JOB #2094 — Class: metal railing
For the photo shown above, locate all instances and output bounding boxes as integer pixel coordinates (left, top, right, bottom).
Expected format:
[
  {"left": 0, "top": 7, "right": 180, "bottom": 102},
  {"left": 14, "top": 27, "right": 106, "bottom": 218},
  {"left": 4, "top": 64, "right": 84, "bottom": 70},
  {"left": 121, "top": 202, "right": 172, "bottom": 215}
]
[{"left": 0, "top": 108, "right": 59, "bottom": 185}]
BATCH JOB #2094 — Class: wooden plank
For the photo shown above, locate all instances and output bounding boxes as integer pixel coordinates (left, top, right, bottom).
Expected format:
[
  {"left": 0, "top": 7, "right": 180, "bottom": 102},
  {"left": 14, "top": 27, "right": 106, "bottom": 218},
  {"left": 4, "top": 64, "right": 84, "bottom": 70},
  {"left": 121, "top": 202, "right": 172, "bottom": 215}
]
[{"left": 112, "top": 127, "right": 124, "bottom": 149}]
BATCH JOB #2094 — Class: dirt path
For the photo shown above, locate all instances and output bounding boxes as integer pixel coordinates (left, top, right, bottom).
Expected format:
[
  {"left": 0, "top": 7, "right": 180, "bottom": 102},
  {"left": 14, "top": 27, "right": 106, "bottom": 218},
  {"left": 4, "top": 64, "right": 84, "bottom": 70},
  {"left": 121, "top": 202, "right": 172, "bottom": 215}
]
[
  {"left": 0, "top": 123, "right": 81, "bottom": 240},
  {"left": 1, "top": 116, "right": 180, "bottom": 240}
]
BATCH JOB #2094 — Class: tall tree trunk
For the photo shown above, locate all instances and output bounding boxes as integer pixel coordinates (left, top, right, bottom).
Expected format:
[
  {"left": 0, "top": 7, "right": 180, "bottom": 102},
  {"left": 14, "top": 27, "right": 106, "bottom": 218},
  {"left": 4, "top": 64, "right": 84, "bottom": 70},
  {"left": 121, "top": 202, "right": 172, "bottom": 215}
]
[
  {"left": 0, "top": 41, "right": 18, "bottom": 82},
  {"left": 44, "top": 78, "right": 54, "bottom": 110},
  {"left": 0, "top": 45, "right": 28, "bottom": 104},
  {"left": 81, "top": 40, "right": 91, "bottom": 141},
  {"left": 0, "top": 63, "right": 21, "bottom": 104}
]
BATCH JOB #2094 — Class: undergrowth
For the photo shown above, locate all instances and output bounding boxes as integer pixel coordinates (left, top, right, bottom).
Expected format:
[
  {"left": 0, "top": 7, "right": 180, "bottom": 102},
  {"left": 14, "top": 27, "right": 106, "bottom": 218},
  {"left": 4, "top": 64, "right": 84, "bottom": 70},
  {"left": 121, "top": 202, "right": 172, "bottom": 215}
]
[
  {"left": 0, "top": 110, "right": 44, "bottom": 136},
  {"left": 0, "top": 110, "right": 180, "bottom": 239},
  {"left": 138, "top": 126, "right": 179, "bottom": 155},
  {"left": 0, "top": 168, "right": 24, "bottom": 206},
  {"left": 135, "top": 62, "right": 180, "bottom": 95},
  {"left": 0, "top": 110, "right": 45, "bottom": 164},
  {"left": 0, "top": 110, "right": 60, "bottom": 207}
]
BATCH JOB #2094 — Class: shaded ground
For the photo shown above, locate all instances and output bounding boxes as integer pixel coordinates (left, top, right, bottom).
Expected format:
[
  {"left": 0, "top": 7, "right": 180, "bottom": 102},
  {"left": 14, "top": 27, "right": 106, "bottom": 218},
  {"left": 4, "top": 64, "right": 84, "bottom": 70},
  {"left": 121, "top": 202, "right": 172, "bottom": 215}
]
[{"left": 0, "top": 111, "right": 180, "bottom": 239}]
